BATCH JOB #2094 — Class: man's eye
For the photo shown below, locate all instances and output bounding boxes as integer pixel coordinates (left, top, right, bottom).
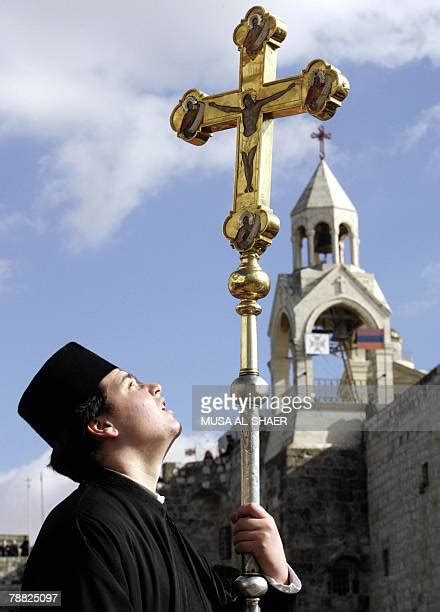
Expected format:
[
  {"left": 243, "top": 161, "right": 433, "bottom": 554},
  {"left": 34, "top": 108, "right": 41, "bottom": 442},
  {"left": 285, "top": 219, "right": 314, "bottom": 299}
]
[{"left": 129, "top": 378, "right": 140, "bottom": 389}]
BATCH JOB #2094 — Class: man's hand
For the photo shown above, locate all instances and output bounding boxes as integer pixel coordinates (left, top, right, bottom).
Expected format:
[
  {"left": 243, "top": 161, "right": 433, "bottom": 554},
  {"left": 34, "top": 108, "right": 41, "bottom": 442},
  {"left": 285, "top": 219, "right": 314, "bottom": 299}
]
[{"left": 230, "top": 503, "right": 289, "bottom": 585}]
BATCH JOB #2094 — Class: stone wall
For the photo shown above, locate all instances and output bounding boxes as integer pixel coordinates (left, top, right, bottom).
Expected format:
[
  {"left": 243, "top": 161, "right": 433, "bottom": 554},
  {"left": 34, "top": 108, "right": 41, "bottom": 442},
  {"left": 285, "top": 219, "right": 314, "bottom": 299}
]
[
  {"left": 275, "top": 446, "right": 370, "bottom": 611},
  {"left": 365, "top": 366, "right": 440, "bottom": 612}
]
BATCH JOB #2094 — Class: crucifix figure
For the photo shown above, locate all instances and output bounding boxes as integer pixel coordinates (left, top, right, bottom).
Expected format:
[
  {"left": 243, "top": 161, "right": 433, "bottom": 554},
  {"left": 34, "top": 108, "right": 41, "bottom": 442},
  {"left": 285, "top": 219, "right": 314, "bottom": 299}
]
[
  {"left": 210, "top": 82, "right": 295, "bottom": 192},
  {"left": 171, "top": 6, "right": 349, "bottom": 610},
  {"left": 311, "top": 125, "right": 332, "bottom": 160}
]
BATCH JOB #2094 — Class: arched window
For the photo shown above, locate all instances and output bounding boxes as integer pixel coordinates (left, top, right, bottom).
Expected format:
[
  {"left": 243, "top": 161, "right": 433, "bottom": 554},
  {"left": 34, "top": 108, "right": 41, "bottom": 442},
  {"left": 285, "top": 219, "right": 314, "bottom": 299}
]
[
  {"left": 327, "top": 557, "right": 359, "bottom": 596},
  {"left": 298, "top": 226, "right": 307, "bottom": 268},
  {"left": 270, "top": 312, "right": 293, "bottom": 395},
  {"left": 314, "top": 222, "right": 332, "bottom": 262},
  {"left": 218, "top": 525, "right": 232, "bottom": 560},
  {"left": 338, "top": 223, "right": 352, "bottom": 264}
]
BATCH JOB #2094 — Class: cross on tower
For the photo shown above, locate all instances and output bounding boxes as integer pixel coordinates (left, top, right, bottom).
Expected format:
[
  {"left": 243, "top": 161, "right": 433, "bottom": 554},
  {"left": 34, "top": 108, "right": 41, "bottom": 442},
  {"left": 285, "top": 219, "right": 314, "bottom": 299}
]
[
  {"left": 311, "top": 125, "right": 332, "bottom": 160},
  {"left": 171, "top": 5, "right": 349, "bottom": 255}
]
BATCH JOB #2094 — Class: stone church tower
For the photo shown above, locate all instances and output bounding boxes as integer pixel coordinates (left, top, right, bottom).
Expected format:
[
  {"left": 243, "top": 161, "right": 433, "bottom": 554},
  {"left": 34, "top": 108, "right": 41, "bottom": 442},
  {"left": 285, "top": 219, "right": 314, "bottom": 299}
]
[
  {"left": 268, "top": 156, "right": 423, "bottom": 450},
  {"left": 269, "top": 158, "right": 394, "bottom": 409}
]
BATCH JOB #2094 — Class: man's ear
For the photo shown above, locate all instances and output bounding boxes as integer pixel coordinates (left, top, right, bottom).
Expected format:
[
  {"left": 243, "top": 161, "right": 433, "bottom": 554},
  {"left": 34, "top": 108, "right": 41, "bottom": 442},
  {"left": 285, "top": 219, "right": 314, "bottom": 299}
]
[{"left": 86, "top": 418, "right": 119, "bottom": 441}]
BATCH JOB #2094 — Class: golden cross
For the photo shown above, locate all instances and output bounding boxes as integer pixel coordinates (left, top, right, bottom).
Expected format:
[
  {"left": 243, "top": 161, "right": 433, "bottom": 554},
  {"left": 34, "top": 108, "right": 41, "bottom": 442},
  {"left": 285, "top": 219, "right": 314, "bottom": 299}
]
[
  {"left": 170, "top": 9, "right": 350, "bottom": 608},
  {"left": 171, "top": 5, "right": 349, "bottom": 255}
]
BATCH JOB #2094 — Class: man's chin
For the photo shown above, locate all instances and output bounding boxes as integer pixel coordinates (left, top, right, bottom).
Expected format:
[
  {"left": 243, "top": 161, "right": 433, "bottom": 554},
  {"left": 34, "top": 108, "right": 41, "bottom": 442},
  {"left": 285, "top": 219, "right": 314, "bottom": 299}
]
[
  {"left": 172, "top": 421, "right": 183, "bottom": 441},
  {"left": 163, "top": 421, "right": 182, "bottom": 458}
]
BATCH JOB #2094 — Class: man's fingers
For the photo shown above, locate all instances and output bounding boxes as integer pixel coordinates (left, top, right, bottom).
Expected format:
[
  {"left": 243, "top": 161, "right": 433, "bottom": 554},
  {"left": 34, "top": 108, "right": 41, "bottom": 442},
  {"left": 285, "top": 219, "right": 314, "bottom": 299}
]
[
  {"left": 230, "top": 511, "right": 238, "bottom": 523},
  {"left": 233, "top": 530, "right": 263, "bottom": 545},
  {"left": 234, "top": 502, "right": 267, "bottom": 520},
  {"left": 234, "top": 540, "right": 257, "bottom": 554},
  {"left": 230, "top": 503, "right": 270, "bottom": 527},
  {"left": 232, "top": 517, "right": 263, "bottom": 534}
]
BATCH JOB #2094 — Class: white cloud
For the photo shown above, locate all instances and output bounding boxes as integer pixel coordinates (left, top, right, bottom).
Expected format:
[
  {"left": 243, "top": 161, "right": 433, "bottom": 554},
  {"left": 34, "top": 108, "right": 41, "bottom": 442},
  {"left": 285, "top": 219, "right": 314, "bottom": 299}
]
[
  {"left": 37, "top": 95, "right": 236, "bottom": 252},
  {"left": 0, "top": 432, "right": 221, "bottom": 542},
  {"left": 0, "top": 451, "right": 76, "bottom": 544},
  {"left": 0, "top": 212, "right": 44, "bottom": 234},
  {"left": 404, "top": 104, "right": 440, "bottom": 150},
  {"left": 398, "top": 262, "right": 440, "bottom": 316},
  {"left": 0, "top": 0, "right": 439, "bottom": 250}
]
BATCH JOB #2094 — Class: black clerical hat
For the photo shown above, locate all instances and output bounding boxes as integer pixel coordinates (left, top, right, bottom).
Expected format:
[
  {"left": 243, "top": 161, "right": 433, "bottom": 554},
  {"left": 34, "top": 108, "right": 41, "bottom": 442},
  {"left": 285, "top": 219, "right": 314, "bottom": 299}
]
[{"left": 18, "top": 342, "right": 117, "bottom": 447}]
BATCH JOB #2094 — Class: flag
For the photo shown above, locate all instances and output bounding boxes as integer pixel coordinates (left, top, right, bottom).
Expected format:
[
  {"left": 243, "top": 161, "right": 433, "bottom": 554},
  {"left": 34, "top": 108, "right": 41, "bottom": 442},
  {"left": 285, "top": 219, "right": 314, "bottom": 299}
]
[
  {"left": 355, "top": 328, "right": 384, "bottom": 349},
  {"left": 185, "top": 448, "right": 196, "bottom": 456},
  {"left": 305, "top": 333, "right": 330, "bottom": 355}
]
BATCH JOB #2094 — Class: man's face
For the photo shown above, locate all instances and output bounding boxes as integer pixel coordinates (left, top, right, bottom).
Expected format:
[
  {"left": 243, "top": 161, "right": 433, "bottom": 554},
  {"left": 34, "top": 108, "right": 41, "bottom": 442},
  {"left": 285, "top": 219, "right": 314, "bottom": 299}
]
[{"left": 97, "top": 368, "right": 181, "bottom": 452}]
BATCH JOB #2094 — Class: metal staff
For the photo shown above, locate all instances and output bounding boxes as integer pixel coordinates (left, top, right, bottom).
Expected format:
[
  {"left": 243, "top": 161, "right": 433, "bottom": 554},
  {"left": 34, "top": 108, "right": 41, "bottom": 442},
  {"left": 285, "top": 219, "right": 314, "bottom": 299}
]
[{"left": 228, "top": 253, "right": 271, "bottom": 611}]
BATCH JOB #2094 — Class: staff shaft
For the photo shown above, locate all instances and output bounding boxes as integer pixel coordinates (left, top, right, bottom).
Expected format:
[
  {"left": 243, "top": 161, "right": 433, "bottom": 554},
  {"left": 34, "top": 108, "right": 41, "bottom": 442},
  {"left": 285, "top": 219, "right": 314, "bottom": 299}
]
[{"left": 230, "top": 259, "right": 270, "bottom": 610}]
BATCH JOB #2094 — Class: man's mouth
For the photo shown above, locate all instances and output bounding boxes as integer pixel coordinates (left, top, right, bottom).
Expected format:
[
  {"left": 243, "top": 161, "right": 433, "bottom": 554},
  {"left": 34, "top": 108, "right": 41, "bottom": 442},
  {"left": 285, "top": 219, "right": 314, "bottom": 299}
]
[{"left": 161, "top": 401, "right": 174, "bottom": 415}]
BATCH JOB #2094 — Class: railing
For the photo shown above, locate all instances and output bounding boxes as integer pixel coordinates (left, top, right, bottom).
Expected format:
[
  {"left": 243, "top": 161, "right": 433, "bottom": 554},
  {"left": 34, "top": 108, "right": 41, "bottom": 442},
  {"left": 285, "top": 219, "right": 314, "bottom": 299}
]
[{"left": 286, "top": 379, "right": 387, "bottom": 405}]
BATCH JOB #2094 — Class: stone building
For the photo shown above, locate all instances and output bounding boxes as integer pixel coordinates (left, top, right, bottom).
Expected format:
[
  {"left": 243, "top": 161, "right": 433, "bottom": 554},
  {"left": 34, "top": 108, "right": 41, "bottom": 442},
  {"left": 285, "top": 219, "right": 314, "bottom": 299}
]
[
  {"left": 365, "top": 367, "right": 440, "bottom": 612},
  {"left": 161, "top": 156, "right": 438, "bottom": 611}
]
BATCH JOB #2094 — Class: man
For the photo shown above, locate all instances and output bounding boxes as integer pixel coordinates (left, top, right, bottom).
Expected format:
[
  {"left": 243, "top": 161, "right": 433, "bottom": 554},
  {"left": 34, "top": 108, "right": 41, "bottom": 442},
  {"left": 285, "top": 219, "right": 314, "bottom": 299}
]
[
  {"left": 18, "top": 342, "right": 301, "bottom": 611},
  {"left": 10, "top": 539, "right": 19, "bottom": 556},
  {"left": 20, "top": 538, "right": 29, "bottom": 557}
]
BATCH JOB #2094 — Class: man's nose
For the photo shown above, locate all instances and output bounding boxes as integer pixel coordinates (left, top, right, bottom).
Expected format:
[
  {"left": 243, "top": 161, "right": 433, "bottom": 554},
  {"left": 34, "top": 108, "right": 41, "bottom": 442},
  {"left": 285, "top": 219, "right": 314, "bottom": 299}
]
[{"left": 149, "top": 383, "right": 162, "bottom": 396}]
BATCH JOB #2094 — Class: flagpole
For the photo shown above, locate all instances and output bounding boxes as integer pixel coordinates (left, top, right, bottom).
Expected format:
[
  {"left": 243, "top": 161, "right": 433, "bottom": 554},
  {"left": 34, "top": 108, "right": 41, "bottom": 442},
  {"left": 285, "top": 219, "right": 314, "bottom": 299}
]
[
  {"left": 40, "top": 471, "right": 45, "bottom": 525},
  {"left": 25, "top": 477, "right": 31, "bottom": 545}
]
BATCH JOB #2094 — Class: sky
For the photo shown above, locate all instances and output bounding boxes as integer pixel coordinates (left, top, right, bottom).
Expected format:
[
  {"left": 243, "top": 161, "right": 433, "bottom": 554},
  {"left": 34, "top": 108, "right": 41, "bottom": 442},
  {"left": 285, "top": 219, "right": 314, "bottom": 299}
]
[{"left": 1, "top": 0, "right": 440, "bottom": 541}]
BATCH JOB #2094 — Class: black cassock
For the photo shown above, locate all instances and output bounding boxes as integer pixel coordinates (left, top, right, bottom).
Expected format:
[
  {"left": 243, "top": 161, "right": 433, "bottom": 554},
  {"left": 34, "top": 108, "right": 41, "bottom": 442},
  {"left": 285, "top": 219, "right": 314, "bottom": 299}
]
[{"left": 22, "top": 466, "right": 297, "bottom": 611}]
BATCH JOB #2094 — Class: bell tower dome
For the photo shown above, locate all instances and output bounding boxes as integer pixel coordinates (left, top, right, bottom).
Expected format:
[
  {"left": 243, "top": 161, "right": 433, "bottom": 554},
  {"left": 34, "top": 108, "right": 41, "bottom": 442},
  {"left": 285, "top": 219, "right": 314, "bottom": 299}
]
[{"left": 291, "top": 159, "right": 360, "bottom": 269}]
